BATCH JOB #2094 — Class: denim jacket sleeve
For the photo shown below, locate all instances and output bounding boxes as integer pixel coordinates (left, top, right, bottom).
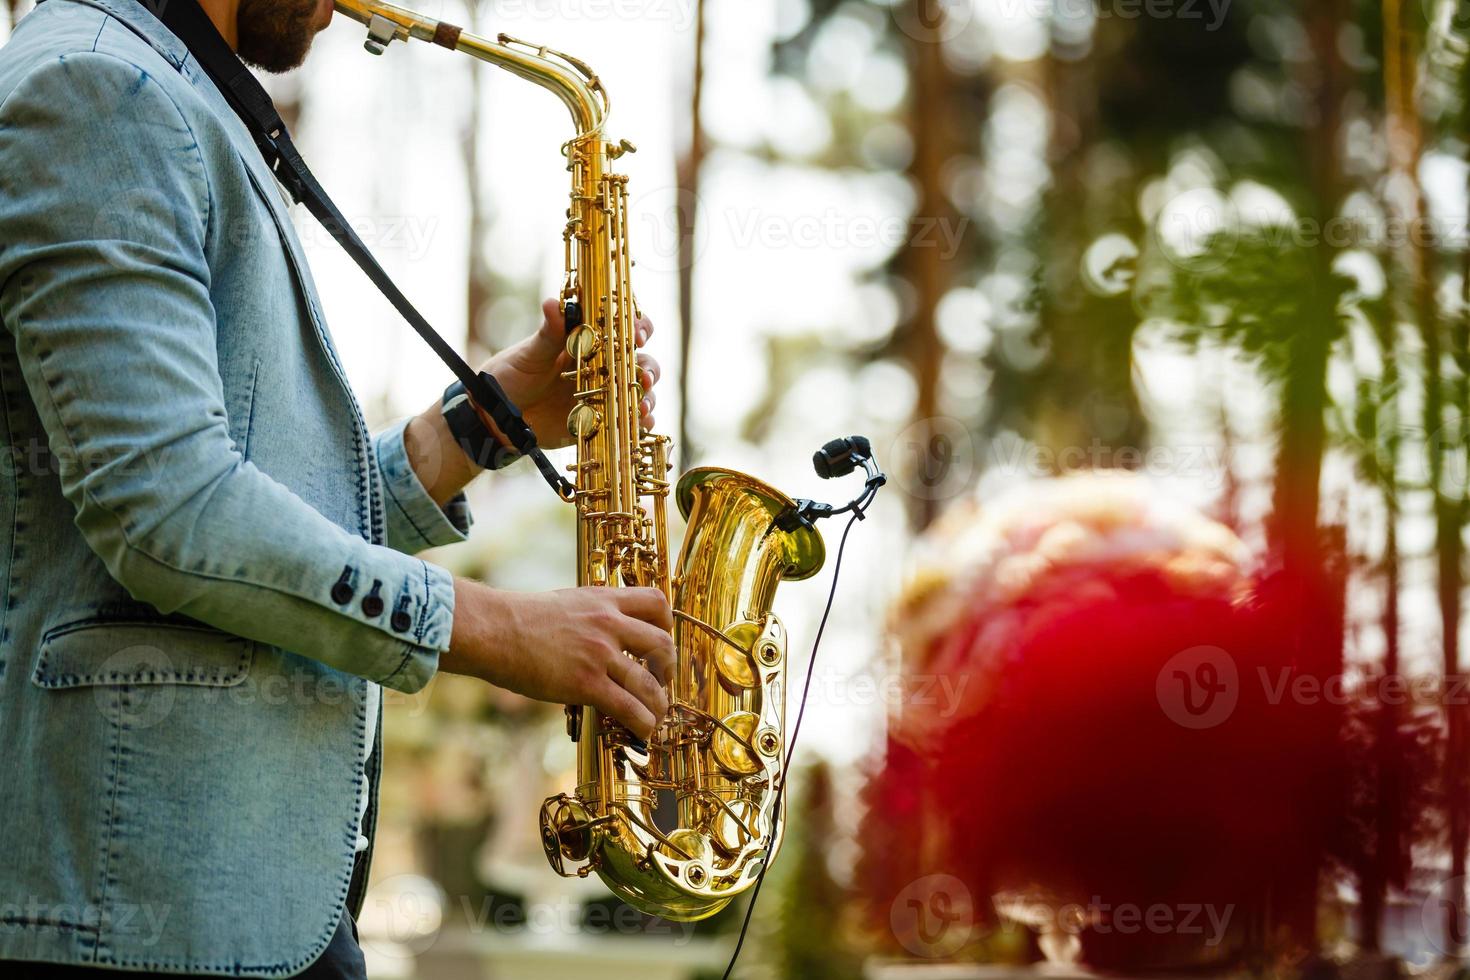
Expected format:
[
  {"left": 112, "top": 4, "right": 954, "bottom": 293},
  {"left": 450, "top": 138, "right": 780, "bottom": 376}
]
[
  {"left": 373, "top": 419, "right": 475, "bottom": 554},
  {"left": 0, "top": 52, "right": 452, "bottom": 693}
]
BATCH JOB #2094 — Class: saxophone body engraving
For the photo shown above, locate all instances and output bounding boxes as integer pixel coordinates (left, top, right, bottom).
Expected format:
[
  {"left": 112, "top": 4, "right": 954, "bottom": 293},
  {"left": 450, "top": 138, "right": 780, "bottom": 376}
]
[{"left": 336, "top": 0, "right": 825, "bottom": 921}]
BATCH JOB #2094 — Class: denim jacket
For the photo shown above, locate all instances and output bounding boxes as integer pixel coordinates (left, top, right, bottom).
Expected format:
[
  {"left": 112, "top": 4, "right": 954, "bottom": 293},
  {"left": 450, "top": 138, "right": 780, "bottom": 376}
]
[{"left": 0, "top": 0, "right": 472, "bottom": 972}]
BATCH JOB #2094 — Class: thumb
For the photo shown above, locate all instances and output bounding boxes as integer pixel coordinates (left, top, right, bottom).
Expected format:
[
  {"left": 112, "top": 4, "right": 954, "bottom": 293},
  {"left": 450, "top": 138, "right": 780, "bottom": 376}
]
[
  {"left": 538, "top": 298, "right": 566, "bottom": 346},
  {"left": 514, "top": 298, "right": 566, "bottom": 368}
]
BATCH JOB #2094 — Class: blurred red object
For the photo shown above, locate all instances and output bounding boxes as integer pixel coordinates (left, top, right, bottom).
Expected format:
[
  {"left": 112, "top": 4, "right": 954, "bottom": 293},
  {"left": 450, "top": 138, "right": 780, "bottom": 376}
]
[{"left": 860, "top": 474, "right": 1344, "bottom": 971}]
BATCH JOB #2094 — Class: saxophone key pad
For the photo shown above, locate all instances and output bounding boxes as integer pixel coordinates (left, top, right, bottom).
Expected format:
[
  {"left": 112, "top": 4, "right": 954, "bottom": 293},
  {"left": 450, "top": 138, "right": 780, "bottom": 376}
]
[{"left": 711, "top": 711, "right": 762, "bottom": 776}]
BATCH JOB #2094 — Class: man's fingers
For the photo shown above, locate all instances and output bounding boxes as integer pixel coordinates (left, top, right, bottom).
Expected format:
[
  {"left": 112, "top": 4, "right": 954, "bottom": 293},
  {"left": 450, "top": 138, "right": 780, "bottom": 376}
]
[
  {"left": 615, "top": 618, "right": 676, "bottom": 686},
  {"left": 595, "top": 678, "right": 658, "bottom": 740},
  {"left": 535, "top": 297, "right": 566, "bottom": 348},
  {"left": 613, "top": 610, "right": 676, "bottom": 680},
  {"left": 606, "top": 653, "right": 669, "bottom": 719},
  {"left": 637, "top": 352, "right": 661, "bottom": 387},
  {"left": 615, "top": 587, "right": 675, "bottom": 630},
  {"left": 636, "top": 315, "right": 654, "bottom": 346}
]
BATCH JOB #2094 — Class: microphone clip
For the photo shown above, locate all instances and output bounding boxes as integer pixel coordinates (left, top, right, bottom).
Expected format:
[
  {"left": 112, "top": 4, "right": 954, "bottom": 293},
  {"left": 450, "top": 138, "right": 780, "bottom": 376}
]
[
  {"left": 774, "top": 434, "right": 887, "bottom": 533},
  {"left": 775, "top": 499, "right": 834, "bottom": 533}
]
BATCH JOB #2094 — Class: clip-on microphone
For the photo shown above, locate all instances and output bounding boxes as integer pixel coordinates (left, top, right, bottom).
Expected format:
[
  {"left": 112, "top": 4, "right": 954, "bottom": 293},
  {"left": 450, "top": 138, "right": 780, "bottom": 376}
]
[{"left": 776, "top": 435, "right": 886, "bottom": 532}]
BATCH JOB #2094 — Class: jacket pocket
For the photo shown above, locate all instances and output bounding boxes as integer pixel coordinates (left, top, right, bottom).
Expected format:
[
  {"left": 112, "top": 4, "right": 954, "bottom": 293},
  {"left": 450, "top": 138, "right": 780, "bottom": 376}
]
[{"left": 31, "top": 619, "right": 254, "bottom": 689}]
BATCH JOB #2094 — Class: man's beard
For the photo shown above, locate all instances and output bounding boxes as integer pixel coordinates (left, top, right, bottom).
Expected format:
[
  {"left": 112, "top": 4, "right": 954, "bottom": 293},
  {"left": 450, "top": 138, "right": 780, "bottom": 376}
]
[{"left": 237, "top": 0, "right": 322, "bottom": 74}]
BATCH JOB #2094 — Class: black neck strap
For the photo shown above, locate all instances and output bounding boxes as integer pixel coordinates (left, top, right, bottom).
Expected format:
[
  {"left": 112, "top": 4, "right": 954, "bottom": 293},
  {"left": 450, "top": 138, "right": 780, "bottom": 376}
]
[{"left": 140, "top": 0, "right": 575, "bottom": 501}]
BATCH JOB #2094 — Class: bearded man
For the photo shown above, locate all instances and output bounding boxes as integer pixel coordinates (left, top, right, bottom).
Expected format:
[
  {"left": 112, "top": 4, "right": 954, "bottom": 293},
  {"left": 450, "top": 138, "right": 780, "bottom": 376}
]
[{"left": 0, "top": 0, "right": 673, "bottom": 976}]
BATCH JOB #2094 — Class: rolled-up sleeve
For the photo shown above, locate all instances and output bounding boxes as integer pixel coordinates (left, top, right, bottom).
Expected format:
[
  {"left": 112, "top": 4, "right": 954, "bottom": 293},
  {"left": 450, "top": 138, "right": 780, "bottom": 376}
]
[
  {"left": 374, "top": 418, "right": 474, "bottom": 554},
  {"left": 0, "top": 52, "right": 451, "bottom": 692}
]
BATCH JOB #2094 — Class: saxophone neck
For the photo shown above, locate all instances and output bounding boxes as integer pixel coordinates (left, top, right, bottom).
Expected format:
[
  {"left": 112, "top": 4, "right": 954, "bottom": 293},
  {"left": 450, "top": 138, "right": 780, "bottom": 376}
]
[{"left": 333, "top": 0, "right": 609, "bottom": 137}]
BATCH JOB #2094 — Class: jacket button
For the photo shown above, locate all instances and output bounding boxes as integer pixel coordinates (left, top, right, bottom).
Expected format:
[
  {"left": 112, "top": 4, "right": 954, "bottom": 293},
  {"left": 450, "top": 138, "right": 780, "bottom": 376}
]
[
  {"left": 362, "top": 580, "right": 385, "bottom": 618},
  {"left": 391, "top": 595, "right": 413, "bottom": 633},
  {"left": 331, "top": 567, "right": 354, "bottom": 605}
]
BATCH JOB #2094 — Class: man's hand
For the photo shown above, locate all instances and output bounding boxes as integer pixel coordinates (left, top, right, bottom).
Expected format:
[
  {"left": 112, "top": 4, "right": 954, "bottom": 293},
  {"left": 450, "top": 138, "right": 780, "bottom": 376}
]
[
  {"left": 485, "top": 298, "right": 659, "bottom": 448},
  {"left": 442, "top": 580, "right": 675, "bottom": 740},
  {"left": 404, "top": 298, "right": 660, "bottom": 505}
]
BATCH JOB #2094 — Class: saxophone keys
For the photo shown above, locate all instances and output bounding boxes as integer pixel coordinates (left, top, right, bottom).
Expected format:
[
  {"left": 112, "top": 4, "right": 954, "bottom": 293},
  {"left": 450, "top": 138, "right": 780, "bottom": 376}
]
[
  {"left": 565, "top": 323, "right": 598, "bottom": 359},
  {"left": 712, "top": 621, "right": 759, "bottom": 692},
  {"left": 712, "top": 799, "right": 764, "bottom": 855},
  {"left": 757, "top": 616, "right": 787, "bottom": 667},
  {"left": 711, "top": 711, "right": 761, "bottom": 776},
  {"left": 710, "top": 617, "right": 785, "bottom": 694},
  {"left": 540, "top": 795, "right": 597, "bottom": 869},
  {"left": 662, "top": 828, "right": 713, "bottom": 867},
  {"left": 567, "top": 403, "right": 601, "bottom": 439}
]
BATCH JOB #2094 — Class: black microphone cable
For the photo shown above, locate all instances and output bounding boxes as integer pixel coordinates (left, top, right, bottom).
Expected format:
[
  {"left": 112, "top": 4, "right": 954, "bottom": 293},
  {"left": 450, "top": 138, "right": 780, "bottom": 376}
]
[{"left": 719, "top": 507, "right": 864, "bottom": 980}]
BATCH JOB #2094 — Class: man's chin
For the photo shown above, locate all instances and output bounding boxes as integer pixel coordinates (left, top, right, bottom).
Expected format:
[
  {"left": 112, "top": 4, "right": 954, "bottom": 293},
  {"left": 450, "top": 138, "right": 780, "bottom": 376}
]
[{"left": 237, "top": 0, "right": 329, "bottom": 73}]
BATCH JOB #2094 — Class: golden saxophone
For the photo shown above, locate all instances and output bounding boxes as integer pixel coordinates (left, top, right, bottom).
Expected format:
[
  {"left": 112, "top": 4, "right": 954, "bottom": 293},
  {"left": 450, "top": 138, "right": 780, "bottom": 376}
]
[{"left": 335, "top": 0, "right": 825, "bottom": 921}]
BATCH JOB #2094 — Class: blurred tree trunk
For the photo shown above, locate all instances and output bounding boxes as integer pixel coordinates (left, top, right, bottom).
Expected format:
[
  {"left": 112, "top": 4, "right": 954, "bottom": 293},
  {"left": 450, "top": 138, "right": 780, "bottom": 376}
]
[
  {"left": 1275, "top": 0, "right": 1344, "bottom": 576},
  {"left": 1037, "top": 26, "right": 1146, "bottom": 469},
  {"left": 898, "top": 0, "right": 958, "bottom": 531},
  {"left": 1257, "top": 0, "right": 1350, "bottom": 951},
  {"left": 674, "top": 0, "right": 705, "bottom": 470},
  {"left": 1397, "top": 11, "right": 1468, "bottom": 953},
  {"left": 1385, "top": 0, "right": 1469, "bottom": 947},
  {"left": 1356, "top": 0, "right": 1416, "bottom": 949},
  {"left": 1362, "top": 308, "right": 1404, "bottom": 952},
  {"left": 464, "top": 1, "right": 491, "bottom": 364}
]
